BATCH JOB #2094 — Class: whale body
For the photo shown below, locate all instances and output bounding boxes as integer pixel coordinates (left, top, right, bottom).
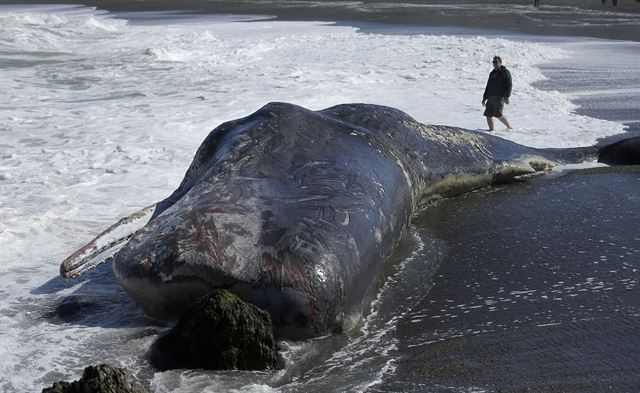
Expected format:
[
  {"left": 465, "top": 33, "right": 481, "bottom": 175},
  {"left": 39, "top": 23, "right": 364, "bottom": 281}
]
[{"left": 61, "top": 102, "right": 611, "bottom": 338}]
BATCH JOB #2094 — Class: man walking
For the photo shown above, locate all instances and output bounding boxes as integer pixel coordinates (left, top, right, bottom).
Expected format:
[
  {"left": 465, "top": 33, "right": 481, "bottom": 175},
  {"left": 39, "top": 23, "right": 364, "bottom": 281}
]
[{"left": 482, "top": 55, "right": 512, "bottom": 131}]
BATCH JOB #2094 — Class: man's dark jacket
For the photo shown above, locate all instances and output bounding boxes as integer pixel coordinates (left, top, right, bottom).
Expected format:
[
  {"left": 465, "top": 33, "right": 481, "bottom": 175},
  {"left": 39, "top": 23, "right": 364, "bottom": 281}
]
[{"left": 483, "top": 66, "right": 512, "bottom": 100}]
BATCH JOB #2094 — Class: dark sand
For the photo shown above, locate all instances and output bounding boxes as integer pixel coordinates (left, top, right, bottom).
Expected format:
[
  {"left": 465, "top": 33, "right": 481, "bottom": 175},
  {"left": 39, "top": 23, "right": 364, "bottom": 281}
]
[
  {"left": 3, "top": 0, "right": 640, "bottom": 41},
  {"left": 374, "top": 166, "right": 640, "bottom": 392}
]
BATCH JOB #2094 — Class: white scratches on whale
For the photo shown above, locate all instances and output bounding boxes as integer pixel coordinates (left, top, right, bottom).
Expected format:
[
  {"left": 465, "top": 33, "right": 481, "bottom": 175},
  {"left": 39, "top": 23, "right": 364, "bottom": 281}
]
[
  {"left": 346, "top": 235, "right": 361, "bottom": 263},
  {"left": 291, "top": 232, "right": 326, "bottom": 258},
  {"left": 374, "top": 227, "right": 383, "bottom": 245},
  {"left": 317, "top": 217, "right": 341, "bottom": 231},
  {"left": 472, "top": 141, "right": 493, "bottom": 160},
  {"left": 378, "top": 207, "right": 387, "bottom": 222},
  {"left": 335, "top": 206, "right": 366, "bottom": 223},
  {"left": 315, "top": 264, "right": 328, "bottom": 283},
  {"left": 215, "top": 210, "right": 261, "bottom": 277},
  {"left": 371, "top": 179, "right": 385, "bottom": 197},
  {"left": 388, "top": 211, "right": 397, "bottom": 233},
  {"left": 292, "top": 160, "right": 329, "bottom": 172},
  {"left": 155, "top": 196, "right": 261, "bottom": 281},
  {"left": 265, "top": 194, "right": 333, "bottom": 204},
  {"left": 233, "top": 176, "right": 270, "bottom": 182},
  {"left": 340, "top": 211, "right": 350, "bottom": 226},
  {"left": 230, "top": 153, "right": 254, "bottom": 170},
  {"left": 378, "top": 139, "right": 413, "bottom": 203},
  {"left": 300, "top": 177, "right": 349, "bottom": 196},
  {"left": 260, "top": 249, "right": 312, "bottom": 293}
]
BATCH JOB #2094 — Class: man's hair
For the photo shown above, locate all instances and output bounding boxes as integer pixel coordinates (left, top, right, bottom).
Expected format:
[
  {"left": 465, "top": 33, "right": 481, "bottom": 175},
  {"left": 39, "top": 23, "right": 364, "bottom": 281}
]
[{"left": 493, "top": 55, "right": 502, "bottom": 63}]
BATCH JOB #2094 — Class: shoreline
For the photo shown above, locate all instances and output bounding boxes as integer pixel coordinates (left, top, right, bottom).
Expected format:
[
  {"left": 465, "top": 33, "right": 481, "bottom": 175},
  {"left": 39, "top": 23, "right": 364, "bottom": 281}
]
[
  {"left": 350, "top": 21, "right": 640, "bottom": 145},
  {"left": 3, "top": 2, "right": 637, "bottom": 144},
  {"left": 385, "top": 166, "right": 640, "bottom": 392},
  {"left": 3, "top": 0, "right": 640, "bottom": 42}
]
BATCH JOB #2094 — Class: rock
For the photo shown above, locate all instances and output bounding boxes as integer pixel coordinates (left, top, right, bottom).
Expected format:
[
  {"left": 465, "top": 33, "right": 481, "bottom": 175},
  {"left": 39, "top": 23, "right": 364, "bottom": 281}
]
[
  {"left": 150, "top": 289, "right": 281, "bottom": 370},
  {"left": 42, "top": 364, "right": 149, "bottom": 393}
]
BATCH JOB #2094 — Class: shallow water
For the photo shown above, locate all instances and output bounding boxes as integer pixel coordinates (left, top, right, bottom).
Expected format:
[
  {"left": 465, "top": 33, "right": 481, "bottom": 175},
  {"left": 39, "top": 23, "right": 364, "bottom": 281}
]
[
  {"left": 374, "top": 167, "right": 640, "bottom": 392},
  {"left": 535, "top": 39, "right": 640, "bottom": 145},
  {"left": 1, "top": 4, "right": 639, "bottom": 392}
]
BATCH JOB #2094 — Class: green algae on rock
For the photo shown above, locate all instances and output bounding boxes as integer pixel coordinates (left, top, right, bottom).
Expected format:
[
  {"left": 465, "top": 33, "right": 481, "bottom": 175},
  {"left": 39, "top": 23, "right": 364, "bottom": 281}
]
[
  {"left": 150, "top": 289, "right": 281, "bottom": 370},
  {"left": 42, "top": 364, "right": 149, "bottom": 393}
]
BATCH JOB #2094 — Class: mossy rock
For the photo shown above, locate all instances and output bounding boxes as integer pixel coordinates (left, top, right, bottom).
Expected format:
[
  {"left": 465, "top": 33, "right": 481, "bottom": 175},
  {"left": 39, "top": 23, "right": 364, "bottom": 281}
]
[
  {"left": 150, "top": 289, "right": 281, "bottom": 370},
  {"left": 42, "top": 364, "right": 149, "bottom": 393}
]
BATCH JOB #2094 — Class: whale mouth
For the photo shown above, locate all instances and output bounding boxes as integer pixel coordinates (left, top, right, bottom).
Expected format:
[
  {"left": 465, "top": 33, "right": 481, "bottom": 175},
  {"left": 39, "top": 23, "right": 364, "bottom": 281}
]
[
  {"left": 115, "top": 274, "right": 215, "bottom": 320},
  {"left": 116, "top": 271, "right": 323, "bottom": 338}
]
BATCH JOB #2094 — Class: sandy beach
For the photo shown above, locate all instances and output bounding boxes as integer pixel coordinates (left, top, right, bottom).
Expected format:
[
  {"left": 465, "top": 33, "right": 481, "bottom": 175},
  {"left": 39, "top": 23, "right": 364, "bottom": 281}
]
[
  {"left": 4, "top": 0, "right": 640, "bottom": 41},
  {"left": 379, "top": 166, "right": 640, "bottom": 393}
]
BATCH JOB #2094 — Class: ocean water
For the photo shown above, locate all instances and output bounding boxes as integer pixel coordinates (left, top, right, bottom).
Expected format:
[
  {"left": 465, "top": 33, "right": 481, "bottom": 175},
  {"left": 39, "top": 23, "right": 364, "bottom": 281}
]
[{"left": 0, "top": 4, "right": 638, "bottom": 392}]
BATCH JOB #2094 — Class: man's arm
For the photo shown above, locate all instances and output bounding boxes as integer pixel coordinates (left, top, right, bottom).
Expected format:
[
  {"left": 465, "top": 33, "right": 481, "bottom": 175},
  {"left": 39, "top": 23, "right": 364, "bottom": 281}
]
[
  {"left": 482, "top": 76, "right": 490, "bottom": 104},
  {"left": 504, "top": 68, "right": 512, "bottom": 98}
]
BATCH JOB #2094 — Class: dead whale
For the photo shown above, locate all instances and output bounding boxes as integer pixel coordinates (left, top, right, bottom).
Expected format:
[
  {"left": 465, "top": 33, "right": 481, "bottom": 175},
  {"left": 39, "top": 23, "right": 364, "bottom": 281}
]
[{"left": 60, "top": 102, "right": 631, "bottom": 338}]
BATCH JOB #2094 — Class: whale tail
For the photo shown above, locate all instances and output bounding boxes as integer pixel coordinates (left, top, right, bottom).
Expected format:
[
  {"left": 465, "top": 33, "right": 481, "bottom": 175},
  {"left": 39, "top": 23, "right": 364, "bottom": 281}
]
[
  {"left": 60, "top": 204, "right": 157, "bottom": 278},
  {"left": 597, "top": 137, "right": 640, "bottom": 166},
  {"left": 541, "top": 136, "right": 640, "bottom": 166}
]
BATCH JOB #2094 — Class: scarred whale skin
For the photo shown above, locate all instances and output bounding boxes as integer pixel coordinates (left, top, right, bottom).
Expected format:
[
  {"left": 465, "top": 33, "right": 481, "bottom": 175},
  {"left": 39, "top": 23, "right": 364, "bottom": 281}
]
[{"left": 61, "top": 102, "right": 593, "bottom": 339}]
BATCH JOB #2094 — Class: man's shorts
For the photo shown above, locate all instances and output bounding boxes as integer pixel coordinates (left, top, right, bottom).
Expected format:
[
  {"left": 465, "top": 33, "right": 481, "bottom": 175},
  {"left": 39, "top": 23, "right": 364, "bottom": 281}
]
[{"left": 483, "top": 96, "right": 504, "bottom": 118}]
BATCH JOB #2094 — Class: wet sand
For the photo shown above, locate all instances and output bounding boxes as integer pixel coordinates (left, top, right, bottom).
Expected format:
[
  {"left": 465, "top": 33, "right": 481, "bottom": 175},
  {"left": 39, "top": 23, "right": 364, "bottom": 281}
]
[
  {"left": 4, "top": 0, "right": 640, "bottom": 41},
  {"left": 374, "top": 167, "right": 640, "bottom": 392}
]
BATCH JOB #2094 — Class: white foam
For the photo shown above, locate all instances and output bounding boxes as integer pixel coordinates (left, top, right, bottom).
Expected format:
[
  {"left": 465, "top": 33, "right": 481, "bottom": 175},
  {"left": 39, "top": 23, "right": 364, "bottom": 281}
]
[
  {"left": 229, "top": 385, "right": 281, "bottom": 393},
  {"left": 0, "top": 4, "right": 634, "bottom": 392}
]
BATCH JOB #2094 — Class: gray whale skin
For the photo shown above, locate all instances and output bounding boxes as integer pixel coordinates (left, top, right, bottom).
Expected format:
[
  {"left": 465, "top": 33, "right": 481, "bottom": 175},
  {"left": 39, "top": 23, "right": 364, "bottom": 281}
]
[{"left": 61, "top": 102, "right": 626, "bottom": 339}]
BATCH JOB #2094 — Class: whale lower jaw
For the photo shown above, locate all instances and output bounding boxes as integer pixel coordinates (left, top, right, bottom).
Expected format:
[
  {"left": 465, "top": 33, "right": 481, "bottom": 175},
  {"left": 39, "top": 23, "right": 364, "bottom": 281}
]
[
  {"left": 118, "top": 276, "right": 215, "bottom": 321},
  {"left": 117, "top": 274, "right": 343, "bottom": 339}
]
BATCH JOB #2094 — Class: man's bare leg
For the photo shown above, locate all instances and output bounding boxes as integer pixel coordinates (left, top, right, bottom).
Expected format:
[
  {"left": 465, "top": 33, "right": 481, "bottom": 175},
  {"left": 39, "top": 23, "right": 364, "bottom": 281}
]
[
  {"left": 498, "top": 116, "right": 512, "bottom": 130},
  {"left": 486, "top": 117, "right": 494, "bottom": 131}
]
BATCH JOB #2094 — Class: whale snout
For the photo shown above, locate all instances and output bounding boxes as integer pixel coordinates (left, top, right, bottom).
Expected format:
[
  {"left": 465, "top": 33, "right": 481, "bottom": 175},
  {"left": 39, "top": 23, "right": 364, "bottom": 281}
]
[
  {"left": 112, "top": 208, "right": 247, "bottom": 319},
  {"left": 112, "top": 208, "right": 334, "bottom": 337}
]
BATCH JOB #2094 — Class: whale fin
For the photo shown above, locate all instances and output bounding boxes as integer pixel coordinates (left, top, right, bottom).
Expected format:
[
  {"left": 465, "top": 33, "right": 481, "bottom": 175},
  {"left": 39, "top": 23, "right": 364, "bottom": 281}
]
[
  {"left": 60, "top": 204, "right": 157, "bottom": 278},
  {"left": 598, "top": 137, "right": 640, "bottom": 166}
]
